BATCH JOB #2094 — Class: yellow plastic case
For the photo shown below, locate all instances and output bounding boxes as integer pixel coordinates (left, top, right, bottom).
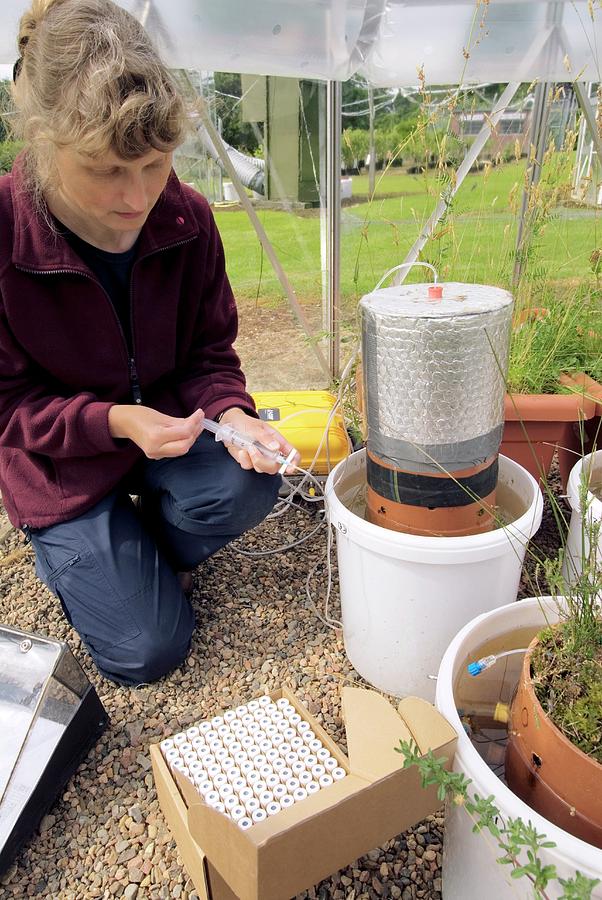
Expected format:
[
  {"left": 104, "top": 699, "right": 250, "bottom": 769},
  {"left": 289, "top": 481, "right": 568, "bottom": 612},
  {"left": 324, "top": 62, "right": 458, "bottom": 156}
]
[{"left": 251, "top": 390, "right": 351, "bottom": 475}]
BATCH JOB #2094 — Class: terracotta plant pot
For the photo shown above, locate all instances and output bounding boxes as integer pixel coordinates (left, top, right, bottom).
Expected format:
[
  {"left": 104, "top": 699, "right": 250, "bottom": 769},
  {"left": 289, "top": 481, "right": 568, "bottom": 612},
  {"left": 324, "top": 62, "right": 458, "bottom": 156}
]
[
  {"left": 505, "top": 633, "right": 602, "bottom": 849},
  {"left": 501, "top": 372, "right": 598, "bottom": 487}
]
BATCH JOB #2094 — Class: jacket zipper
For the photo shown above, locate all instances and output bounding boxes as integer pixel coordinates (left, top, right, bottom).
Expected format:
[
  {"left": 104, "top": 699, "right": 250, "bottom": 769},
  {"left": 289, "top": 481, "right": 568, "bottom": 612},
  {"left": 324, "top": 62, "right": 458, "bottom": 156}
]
[
  {"left": 17, "top": 235, "right": 196, "bottom": 406},
  {"left": 17, "top": 266, "right": 139, "bottom": 404}
]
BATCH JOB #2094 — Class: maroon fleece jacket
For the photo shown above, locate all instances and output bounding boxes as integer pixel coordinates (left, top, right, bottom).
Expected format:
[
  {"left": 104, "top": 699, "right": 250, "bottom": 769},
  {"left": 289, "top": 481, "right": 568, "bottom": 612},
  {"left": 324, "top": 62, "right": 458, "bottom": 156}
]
[{"left": 0, "top": 158, "right": 256, "bottom": 528}]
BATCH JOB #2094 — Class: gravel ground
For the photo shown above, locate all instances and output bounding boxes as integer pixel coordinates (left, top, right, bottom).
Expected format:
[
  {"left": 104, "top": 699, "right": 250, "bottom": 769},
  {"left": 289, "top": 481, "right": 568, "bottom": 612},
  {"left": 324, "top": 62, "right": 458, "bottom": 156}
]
[{"left": 0, "top": 464, "right": 564, "bottom": 900}]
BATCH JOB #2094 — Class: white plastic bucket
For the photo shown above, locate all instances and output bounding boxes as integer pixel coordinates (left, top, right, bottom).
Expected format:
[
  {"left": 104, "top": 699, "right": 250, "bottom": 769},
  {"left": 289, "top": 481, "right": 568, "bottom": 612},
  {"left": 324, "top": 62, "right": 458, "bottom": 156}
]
[
  {"left": 325, "top": 451, "right": 543, "bottom": 701},
  {"left": 435, "top": 597, "right": 602, "bottom": 899},
  {"left": 561, "top": 449, "right": 602, "bottom": 587}
]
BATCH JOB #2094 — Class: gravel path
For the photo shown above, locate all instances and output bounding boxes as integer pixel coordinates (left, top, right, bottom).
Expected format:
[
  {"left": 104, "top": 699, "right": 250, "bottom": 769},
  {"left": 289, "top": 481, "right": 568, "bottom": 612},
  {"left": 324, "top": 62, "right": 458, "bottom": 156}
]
[{"left": 0, "top": 465, "right": 563, "bottom": 900}]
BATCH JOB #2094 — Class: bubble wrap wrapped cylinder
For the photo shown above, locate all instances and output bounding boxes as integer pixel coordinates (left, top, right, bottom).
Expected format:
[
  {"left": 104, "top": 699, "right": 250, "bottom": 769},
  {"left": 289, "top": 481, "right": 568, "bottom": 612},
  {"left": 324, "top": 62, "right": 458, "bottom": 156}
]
[{"left": 360, "top": 282, "right": 514, "bottom": 536}]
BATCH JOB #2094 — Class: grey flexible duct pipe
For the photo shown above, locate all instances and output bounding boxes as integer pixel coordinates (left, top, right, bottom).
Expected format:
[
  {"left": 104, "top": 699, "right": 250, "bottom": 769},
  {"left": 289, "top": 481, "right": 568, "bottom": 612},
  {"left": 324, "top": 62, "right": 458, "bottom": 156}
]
[{"left": 196, "top": 123, "right": 265, "bottom": 194}]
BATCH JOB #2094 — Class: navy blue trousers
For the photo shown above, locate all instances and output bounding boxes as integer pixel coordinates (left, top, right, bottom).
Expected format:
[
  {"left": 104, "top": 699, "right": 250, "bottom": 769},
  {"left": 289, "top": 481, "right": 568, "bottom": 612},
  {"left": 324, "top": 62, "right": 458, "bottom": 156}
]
[{"left": 30, "top": 433, "right": 280, "bottom": 686}]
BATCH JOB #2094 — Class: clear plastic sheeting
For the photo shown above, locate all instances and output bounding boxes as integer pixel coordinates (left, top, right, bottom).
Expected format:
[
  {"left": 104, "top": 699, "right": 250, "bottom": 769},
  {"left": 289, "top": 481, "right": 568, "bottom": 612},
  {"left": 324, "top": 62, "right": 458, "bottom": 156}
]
[
  {"left": 1, "top": 0, "right": 599, "bottom": 83},
  {"left": 362, "top": 0, "right": 601, "bottom": 86},
  {"left": 0, "top": 0, "right": 383, "bottom": 82}
]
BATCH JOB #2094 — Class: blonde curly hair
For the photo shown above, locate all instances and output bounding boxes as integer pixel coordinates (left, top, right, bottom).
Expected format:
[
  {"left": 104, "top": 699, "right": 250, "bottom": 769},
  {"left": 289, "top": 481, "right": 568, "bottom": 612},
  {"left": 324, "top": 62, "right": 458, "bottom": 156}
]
[{"left": 12, "top": 0, "right": 187, "bottom": 199}]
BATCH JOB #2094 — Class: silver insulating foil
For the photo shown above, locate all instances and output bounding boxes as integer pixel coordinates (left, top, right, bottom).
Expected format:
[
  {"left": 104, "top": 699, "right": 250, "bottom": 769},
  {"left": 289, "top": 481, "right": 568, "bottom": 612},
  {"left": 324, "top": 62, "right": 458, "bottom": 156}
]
[{"left": 361, "top": 282, "right": 514, "bottom": 473}]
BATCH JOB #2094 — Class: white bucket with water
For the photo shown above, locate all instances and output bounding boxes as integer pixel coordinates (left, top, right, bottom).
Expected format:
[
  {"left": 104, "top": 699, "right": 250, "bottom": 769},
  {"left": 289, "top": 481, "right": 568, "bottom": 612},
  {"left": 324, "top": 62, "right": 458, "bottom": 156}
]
[
  {"left": 435, "top": 597, "right": 602, "bottom": 898},
  {"left": 561, "top": 449, "right": 602, "bottom": 587},
  {"left": 325, "top": 450, "right": 543, "bottom": 701}
]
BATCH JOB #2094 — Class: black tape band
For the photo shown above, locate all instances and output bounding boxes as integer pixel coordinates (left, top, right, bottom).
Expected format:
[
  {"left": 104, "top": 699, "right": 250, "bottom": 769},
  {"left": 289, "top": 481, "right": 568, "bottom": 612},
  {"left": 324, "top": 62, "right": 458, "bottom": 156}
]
[{"left": 367, "top": 456, "right": 498, "bottom": 509}]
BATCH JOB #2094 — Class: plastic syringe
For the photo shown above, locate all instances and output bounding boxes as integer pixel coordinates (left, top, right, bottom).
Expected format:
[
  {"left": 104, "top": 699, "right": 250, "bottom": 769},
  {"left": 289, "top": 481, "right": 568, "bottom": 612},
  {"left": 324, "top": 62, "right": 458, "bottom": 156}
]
[{"left": 203, "top": 417, "right": 297, "bottom": 474}]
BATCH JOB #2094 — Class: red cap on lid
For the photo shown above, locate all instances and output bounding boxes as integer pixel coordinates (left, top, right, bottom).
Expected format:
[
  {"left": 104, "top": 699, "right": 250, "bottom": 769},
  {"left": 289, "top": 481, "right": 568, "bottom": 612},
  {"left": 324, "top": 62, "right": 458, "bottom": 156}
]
[{"left": 428, "top": 285, "right": 443, "bottom": 300}]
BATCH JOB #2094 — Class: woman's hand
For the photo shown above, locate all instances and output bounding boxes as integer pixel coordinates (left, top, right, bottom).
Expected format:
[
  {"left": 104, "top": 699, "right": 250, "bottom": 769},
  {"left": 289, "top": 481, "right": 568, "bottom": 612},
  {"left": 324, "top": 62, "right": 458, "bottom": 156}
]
[
  {"left": 108, "top": 405, "right": 204, "bottom": 459},
  {"left": 215, "top": 408, "right": 300, "bottom": 475}
]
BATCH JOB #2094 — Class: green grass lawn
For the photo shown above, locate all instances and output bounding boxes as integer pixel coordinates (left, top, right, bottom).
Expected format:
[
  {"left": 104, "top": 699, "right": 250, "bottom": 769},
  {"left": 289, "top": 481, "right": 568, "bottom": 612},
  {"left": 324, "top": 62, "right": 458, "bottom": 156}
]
[{"left": 214, "top": 160, "right": 600, "bottom": 314}]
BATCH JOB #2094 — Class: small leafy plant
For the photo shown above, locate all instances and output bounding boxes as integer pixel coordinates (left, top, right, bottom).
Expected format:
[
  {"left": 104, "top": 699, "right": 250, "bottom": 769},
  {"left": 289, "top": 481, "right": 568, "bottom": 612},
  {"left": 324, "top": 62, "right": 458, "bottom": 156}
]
[{"left": 396, "top": 739, "right": 600, "bottom": 900}]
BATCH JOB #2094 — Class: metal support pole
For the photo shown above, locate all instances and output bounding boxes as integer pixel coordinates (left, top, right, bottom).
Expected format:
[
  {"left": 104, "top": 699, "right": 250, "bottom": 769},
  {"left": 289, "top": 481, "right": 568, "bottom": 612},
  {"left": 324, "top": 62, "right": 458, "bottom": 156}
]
[
  {"left": 188, "top": 86, "right": 331, "bottom": 382},
  {"left": 368, "top": 85, "right": 376, "bottom": 198},
  {"left": 512, "top": 81, "right": 553, "bottom": 286},
  {"left": 396, "top": 81, "right": 522, "bottom": 284},
  {"left": 573, "top": 81, "right": 602, "bottom": 164},
  {"left": 326, "top": 80, "right": 342, "bottom": 380}
]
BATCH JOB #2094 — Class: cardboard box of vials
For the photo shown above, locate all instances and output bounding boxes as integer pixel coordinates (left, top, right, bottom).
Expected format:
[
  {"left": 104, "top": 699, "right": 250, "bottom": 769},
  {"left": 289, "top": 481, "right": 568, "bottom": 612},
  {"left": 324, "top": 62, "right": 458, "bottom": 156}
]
[{"left": 150, "top": 686, "right": 457, "bottom": 900}]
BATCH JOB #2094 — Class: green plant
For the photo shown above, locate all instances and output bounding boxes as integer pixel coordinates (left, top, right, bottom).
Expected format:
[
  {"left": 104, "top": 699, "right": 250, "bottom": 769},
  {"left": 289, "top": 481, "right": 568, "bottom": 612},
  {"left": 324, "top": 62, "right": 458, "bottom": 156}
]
[
  {"left": 507, "top": 286, "right": 602, "bottom": 394},
  {"left": 0, "top": 140, "right": 24, "bottom": 174},
  {"left": 396, "top": 740, "right": 600, "bottom": 899},
  {"left": 528, "top": 460, "right": 602, "bottom": 760}
]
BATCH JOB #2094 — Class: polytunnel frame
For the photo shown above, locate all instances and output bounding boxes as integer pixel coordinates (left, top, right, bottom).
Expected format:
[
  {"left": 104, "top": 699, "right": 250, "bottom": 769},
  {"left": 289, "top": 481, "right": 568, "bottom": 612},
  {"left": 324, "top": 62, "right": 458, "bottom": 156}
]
[
  {"left": 178, "top": 7, "right": 602, "bottom": 381},
  {"left": 2, "top": 0, "right": 600, "bottom": 382}
]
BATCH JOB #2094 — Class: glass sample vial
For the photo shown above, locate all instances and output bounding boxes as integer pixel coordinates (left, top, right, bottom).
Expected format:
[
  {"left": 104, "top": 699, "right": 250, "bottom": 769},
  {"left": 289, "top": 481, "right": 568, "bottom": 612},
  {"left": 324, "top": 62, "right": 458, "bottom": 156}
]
[
  {"left": 280, "top": 794, "right": 294, "bottom": 809},
  {"left": 234, "top": 705, "right": 248, "bottom": 718},
  {"left": 297, "top": 746, "right": 310, "bottom": 761},
  {"left": 266, "top": 801, "right": 281, "bottom": 817},
  {"left": 252, "top": 780, "right": 267, "bottom": 798},
  {"left": 248, "top": 699, "right": 261, "bottom": 712},
  {"left": 186, "top": 727, "right": 200, "bottom": 741},
  {"left": 160, "top": 739, "right": 175, "bottom": 753},
  {"left": 332, "top": 768, "right": 347, "bottom": 781},
  {"left": 245, "top": 797, "right": 260, "bottom": 814},
  {"left": 265, "top": 774, "right": 280, "bottom": 791},
  {"left": 231, "top": 805, "right": 246, "bottom": 822},
  {"left": 199, "top": 722, "right": 212, "bottom": 735},
  {"left": 293, "top": 787, "right": 308, "bottom": 803},
  {"left": 298, "top": 771, "right": 312, "bottom": 787},
  {"left": 211, "top": 715, "right": 224, "bottom": 729},
  {"left": 259, "top": 695, "right": 272, "bottom": 707},
  {"left": 285, "top": 778, "right": 299, "bottom": 793},
  {"left": 224, "top": 710, "right": 237, "bottom": 724},
  {"left": 224, "top": 795, "right": 239, "bottom": 812},
  {"left": 272, "top": 783, "right": 287, "bottom": 801},
  {"left": 173, "top": 732, "right": 187, "bottom": 746},
  {"left": 251, "top": 809, "right": 267, "bottom": 824},
  {"left": 316, "top": 747, "right": 331, "bottom": 762},
  {"left": 306, "top": 781, "right": 320, "bottom": 796},
  {"left": 238, "top": 817, "right": 253, "bottom": 830},
  {"left": 319, "top": 774, "right": 334, "bottom": 788},
  {"left": 238, "top": 787, "right": 254, "bottom": 804},
  {"left": 311, "top": 764, "right": 326, "bottom": 779},
  {"left": 164, "top": 748, "right": 180, "bottom": 764},
  {"left": 259, "top": 790, "right": 274, "bottom": 807}
]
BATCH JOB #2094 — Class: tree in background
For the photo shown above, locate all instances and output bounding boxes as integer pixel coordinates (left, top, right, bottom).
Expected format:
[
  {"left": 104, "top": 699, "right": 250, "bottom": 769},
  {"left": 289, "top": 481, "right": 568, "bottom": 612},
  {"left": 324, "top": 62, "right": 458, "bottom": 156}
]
[{"left": 213, "top": 72, "right": 260, "bottom": 155}]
